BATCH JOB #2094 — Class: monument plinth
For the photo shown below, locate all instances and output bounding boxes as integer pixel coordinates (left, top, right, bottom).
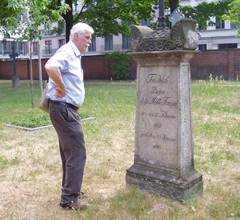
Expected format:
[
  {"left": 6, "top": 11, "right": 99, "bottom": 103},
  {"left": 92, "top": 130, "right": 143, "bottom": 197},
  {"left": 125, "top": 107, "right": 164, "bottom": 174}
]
[
  {"left": 126, "top": 19, "right": 203, "bottom": 201},
  {"left": 12, "top": 76, "right": 20, "bottom": 88},
  {"left": 10, "top": 46, "right": 20, "bottom": 88}
]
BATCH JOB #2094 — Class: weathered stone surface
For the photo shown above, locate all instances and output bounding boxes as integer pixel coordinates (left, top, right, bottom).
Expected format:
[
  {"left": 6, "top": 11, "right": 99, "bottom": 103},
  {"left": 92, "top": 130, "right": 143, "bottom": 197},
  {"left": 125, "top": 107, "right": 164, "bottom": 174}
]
[
  {"left": 126, "top": 50, "right": 203, "bottom": 201},
  {"left": 129, "top": 19, "right": 199, "bottom": 52},
  {"left": 12, "top": 76, "right": 20, "bottom": 88},
  {"left": 126, "top": 167, "right": 203, "bottom": 201},
  {"left": 129, "top": 25, "right": 153, "bottom": 51}
]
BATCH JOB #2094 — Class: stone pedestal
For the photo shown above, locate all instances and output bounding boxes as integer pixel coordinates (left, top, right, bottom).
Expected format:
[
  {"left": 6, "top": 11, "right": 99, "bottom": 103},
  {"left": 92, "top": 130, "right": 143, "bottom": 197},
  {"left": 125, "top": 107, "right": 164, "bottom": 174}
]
[
  {"left": 126, "top": 50, "right": 203, "bottom": 201},
  {"left": 12, "top": 76, "right": 20, "bottom": 88}
]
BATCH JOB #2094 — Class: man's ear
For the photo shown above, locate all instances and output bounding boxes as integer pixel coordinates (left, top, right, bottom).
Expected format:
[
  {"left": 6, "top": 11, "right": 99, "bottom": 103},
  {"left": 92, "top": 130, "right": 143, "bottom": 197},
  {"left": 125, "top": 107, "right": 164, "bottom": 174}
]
[{"left": 74, "top": 32, "right": 79, "bottom": 40}]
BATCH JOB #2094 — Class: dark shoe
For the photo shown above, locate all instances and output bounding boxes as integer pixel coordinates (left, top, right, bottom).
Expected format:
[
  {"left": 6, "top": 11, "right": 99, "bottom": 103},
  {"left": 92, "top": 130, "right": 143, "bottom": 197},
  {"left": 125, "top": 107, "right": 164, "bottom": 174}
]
[
  {"left": 79, "top": 191, "right": 89, "bottom": 198},
  {"left": 60, "top": 199, "right": 89, "bottom": 210}
]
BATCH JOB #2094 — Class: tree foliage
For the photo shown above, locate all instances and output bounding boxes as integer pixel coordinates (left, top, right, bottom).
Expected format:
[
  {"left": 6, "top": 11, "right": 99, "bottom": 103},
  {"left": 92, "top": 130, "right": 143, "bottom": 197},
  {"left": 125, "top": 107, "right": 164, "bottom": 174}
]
[
  {"left": 223, "top": 0, "right": 240, "bottom": 37},
  {"left": 0, "top": 0, "right": 187, "bottom": 43},
  {"left": 1, "top": 0, "right": 234, "bottom": 42},
  {"left": 1, "top": 0, "right": 69, "bottom": 107},
  {"left": 0, "top": 0, "right": 19, "bottom": 27},
  {"left": 80, "top": 1, "right": 155, "bottom": 37},
  {"left": 48, "top": 0, "right": 163, "bottom": 42},
  {"left": 180, "top": 0, "right": 232, "bottom": 30},
  {"left": 2, "top": 0, "right": 70, "bottom": 42}
]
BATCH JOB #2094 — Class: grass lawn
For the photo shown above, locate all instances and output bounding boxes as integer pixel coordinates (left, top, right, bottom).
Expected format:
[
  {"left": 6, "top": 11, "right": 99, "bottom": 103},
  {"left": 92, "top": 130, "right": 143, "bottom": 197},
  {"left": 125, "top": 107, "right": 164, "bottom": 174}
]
[{"left": 0, "top": 79, "right": 239, "bottom": 219}]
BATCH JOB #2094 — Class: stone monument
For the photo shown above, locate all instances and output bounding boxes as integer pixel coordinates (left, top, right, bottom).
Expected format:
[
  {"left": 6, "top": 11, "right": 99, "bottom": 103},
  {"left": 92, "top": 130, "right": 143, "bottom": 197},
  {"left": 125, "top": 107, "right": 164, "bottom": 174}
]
[
  {"left": 10, "top": 46, "right": 20, "bottom": 88},
  {"left": 126, "top": 5, "right": 203, "bottom": 201}
]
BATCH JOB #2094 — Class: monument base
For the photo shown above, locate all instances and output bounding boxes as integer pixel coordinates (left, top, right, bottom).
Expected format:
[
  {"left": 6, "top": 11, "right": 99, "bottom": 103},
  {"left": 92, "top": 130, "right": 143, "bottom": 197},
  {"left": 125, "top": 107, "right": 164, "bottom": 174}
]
[
  {"left": 126, "top": 164, "right": 203, "bottom": 201},
  {"left": 12, "top": 76, "right": 20, "bottom": 88}
]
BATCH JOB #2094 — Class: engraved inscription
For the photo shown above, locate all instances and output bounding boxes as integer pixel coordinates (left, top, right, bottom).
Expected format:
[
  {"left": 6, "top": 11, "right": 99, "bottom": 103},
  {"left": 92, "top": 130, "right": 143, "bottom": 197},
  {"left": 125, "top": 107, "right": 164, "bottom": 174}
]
[
  {"left": 140, "top": 96, "right": 178, "bottom": 108},
  {"left": 141, "top": 110, "right": 176, "bottom": 119},
  {"left": 154, "top": 122, "right": 162, "bottom": 128},
  {"left": 153, "top": 145, "right": 161, "bottom": 149},
  {"left": 149, "top": 96, "right": 177, "bottom": 107},
  {"left": 140, "top": 132, "right": 176, "bottom": 142},
  {"left": 138, "top": 72, "right": 177, "bottom": 157},
  {"left": 150, "top": 86, "right": 165, "bottom": 95},
  {"left": 145, "top": 74, "right": 170, "bottom": 84}
]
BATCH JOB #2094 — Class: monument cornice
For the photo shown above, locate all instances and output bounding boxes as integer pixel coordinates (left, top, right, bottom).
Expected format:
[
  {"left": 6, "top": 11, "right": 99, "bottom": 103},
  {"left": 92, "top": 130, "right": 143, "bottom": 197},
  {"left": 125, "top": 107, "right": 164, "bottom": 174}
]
[{"left": 128, "top": 50, "right": 200, "bottom": 63}]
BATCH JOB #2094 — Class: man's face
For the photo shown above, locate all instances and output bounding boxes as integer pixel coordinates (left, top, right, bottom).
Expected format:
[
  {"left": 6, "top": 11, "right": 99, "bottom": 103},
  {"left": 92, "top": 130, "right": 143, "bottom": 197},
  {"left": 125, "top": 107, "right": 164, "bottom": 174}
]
[{"left": 75, "top": 31, "right": 92, "bottom": 54}]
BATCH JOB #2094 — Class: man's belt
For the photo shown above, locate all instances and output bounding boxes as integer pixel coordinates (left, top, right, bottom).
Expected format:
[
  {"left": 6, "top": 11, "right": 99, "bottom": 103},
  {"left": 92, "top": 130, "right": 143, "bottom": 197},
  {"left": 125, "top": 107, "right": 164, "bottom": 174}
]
[{"left": 50, "top": 100, "right": 79, "bottom": 111}]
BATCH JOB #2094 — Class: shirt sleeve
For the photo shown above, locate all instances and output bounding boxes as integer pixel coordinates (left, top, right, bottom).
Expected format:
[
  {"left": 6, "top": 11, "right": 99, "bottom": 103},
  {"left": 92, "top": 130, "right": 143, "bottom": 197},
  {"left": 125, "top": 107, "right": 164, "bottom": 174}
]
[{"left": 47, "top": 49, "right": 69, "bottom": 72}]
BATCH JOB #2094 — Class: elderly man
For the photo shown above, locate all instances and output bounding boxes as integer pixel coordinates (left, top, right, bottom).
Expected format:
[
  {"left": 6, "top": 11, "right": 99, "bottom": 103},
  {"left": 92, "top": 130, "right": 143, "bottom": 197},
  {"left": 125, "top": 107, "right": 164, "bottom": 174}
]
[{"left": 45, "top": 22, "right": 94, "bottom": 210}]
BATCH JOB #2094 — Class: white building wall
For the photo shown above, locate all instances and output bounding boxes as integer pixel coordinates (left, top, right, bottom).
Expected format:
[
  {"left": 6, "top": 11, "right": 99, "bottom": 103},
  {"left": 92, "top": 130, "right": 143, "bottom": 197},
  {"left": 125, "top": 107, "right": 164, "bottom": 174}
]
[
  {"left": 1, "top": 0, "right": 240, "bottom": 60},
  {"left": 181, "top": 0, "right": 240, "bottom": 50}
]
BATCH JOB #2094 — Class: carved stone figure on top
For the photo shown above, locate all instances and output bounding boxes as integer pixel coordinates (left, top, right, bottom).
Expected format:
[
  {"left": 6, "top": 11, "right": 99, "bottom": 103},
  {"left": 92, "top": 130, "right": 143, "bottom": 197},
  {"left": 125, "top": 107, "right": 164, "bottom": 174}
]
[{"left": 129, "top": 18, "right": 199, "bottom": 52}]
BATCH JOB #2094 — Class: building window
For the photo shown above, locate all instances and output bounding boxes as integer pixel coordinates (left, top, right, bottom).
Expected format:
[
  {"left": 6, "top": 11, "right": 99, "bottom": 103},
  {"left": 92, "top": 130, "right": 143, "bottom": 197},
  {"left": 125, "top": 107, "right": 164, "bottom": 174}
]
[
  {"left": 73, "top": 0, "right": 79, "bottom": 12},
  {"left": 58, "top": 21, "right": 65, "bottom": 35},
  {"left": 216, "top": 17, "right": 225, "bottom": 29},
  {"left": 230, "top": 15, "right": 240, "bottom": 29},
  {"left": 58, "top": 39, "right": 66, "bottom": 48},
  {"left": 44, "top": 24, "right": 51, "bottom": 36},
  {"left": 88, "top": 36, "right": 96, "bottom": 51},
  {"left": 105, "top": 36, "right": 113, "bottom": 51},
  {"left": 198, "top": 44, "right": 207, "bottom": 51},
  {"left": 33, "top": 42, "right": 38, "bottom": 55},
  {"left": 122, "top": 35, "right": 130, "bottom": 50},
  {"left": 219, "top": 44, "right": 237, "bottom": 49},
  {"left": 142, "top": 19, "right": 150, "bottom": 26},
  {"left": 45, "top": 40, "right": 52, "bottom": 54},
  {"left": 19, "top": 42, "right": 27, "bottom": 55},
  {"left": 1, "top": 41, "right": 7, "bottom": 55},
  {"left": 1, "top": 41, "right": 11, "bottom": 55},
  {"left": 231, "top": 22, "right": 237, "bottom": 29}
]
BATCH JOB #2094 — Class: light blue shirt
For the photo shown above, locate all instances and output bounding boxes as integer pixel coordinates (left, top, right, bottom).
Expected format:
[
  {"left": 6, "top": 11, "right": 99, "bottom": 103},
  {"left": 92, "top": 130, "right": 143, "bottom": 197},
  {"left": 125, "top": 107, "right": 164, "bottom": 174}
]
[{"left": 46, "top": 41, "right": 85, "bottom": 108}]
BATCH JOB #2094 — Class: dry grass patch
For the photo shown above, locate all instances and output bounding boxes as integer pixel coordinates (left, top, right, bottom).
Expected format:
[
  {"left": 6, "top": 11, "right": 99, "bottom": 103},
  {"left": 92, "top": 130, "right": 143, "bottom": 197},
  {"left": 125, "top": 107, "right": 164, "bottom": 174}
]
[{"left": 0, "top": 81, "right": 240, "bottom": 219}]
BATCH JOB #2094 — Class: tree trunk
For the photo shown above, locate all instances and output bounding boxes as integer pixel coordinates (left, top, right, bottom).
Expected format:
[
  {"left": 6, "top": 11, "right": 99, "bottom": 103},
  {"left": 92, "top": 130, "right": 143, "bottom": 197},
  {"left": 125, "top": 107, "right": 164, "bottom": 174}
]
[
  {"left": 169, "top": 0, "right": 179, "bottom": 13},
  {"left": 30, "top": 41, "right": 34, "bottom": 107},
  {"left": 38, "top": 43, "right": 43, "bottom": 95},
  {"left": 65, "top": 0, "right": 73, "bottom": 42}
]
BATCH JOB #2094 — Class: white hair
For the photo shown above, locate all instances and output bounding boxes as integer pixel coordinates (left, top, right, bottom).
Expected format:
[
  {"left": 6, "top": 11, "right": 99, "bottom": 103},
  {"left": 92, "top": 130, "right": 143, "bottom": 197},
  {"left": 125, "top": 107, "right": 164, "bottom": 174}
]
[{"left": 69, "top": 22, "right": 94, "bottom": 41}]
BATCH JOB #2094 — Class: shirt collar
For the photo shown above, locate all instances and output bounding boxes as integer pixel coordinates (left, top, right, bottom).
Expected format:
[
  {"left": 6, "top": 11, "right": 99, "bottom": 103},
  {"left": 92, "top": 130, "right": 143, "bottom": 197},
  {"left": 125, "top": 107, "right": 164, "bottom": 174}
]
[{"left": 69, "top": 41, "right": 81, "bottom": 57}]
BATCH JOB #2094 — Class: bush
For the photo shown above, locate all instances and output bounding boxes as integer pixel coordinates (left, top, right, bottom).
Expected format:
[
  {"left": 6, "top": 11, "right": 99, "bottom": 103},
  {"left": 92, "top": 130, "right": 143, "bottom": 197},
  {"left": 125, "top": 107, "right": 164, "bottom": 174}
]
[
  {"left": 105, "top": 51, "right": 131, "bottom": 80},
  {"left": 10, "top": 114, "right": 51, "bottom": 128},
  {"left": 10, "top": 113, "right": 89, "bottom": 128}
]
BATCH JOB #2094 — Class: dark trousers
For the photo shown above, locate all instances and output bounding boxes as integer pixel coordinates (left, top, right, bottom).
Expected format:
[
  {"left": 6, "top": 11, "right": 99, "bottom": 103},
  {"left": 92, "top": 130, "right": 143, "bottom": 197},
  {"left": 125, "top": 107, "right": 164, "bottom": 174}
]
[{"left": 49, "top": 103, "right": 86, "bottom": 204}]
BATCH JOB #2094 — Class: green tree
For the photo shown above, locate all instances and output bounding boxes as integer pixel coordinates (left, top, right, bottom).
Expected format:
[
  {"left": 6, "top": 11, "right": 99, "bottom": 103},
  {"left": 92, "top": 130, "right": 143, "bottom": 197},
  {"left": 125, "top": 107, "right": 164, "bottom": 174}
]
[
  {"left": 223, "top": 0, "right": 240, "bottom": 36},
  {"left": 1, "top": 0, "right": 177, "bottom": 44},
  {"left": 105, "top": 52, "right": 131, "bottom": 80},
  {"left": 2, "top": 0, "right": 233, "bottom": 44},
  {"left": 180, "top": 0, "right": 232, "bottom": 30},
  {"left": 49, "top": 0, "right": 162, "bottom": 42},
  {"left": 1, "top": 0, "right": 69, "bottom": 107},
  {"left": 0, "top": 0, "right": 19, "bottom": 27}
]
